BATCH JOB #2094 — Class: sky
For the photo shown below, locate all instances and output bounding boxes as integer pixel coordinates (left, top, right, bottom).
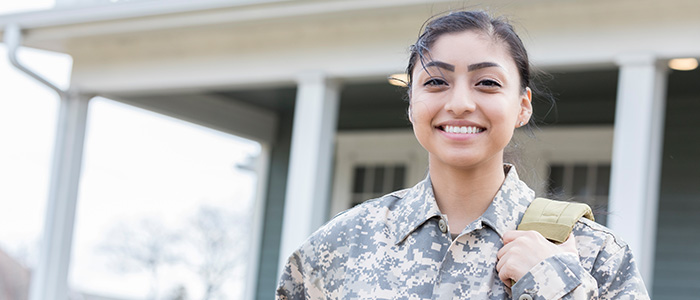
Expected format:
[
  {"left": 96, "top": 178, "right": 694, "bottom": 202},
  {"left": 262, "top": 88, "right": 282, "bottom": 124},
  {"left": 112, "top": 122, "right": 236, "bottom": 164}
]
[{"left": 1, "top": 1, "right": 261, "bottom": 299}]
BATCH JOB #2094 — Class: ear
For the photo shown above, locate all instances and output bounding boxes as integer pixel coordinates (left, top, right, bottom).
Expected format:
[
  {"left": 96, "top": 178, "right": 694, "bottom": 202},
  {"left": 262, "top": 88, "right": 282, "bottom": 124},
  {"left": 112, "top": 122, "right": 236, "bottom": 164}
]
[
  {"left": 517, "top": 87, "right": 533, "bottom": 127},
  {"left": 408, "top": 104, "right": 413, "bottom": 123}
]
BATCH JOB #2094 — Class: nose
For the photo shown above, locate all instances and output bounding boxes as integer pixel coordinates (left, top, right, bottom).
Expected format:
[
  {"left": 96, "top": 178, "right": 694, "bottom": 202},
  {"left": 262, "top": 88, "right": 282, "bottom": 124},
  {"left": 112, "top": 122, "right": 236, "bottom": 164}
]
[{"left": 444, "top": 84, "right": 476, "bottom": 116}]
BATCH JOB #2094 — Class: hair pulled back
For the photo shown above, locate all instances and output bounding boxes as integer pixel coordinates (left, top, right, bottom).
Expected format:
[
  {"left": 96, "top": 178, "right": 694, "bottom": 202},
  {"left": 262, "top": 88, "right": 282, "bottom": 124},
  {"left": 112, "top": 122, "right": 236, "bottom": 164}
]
[{"left": 406, "top": 10, "right": 531, "bottom": 94}]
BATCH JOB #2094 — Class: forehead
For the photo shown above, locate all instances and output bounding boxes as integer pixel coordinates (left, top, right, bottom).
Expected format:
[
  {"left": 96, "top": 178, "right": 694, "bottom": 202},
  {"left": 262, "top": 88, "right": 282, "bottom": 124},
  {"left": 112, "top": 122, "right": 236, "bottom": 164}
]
[{"left": 421, "top": 30, "right": 516, "bottom": 71}]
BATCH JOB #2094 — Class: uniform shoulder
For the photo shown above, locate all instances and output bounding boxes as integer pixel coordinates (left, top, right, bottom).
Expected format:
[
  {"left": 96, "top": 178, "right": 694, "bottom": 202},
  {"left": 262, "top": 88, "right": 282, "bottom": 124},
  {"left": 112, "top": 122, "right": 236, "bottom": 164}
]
[
  {"left": 572, "top": 217, "right": 634, "bottom": 273},
  {"left": 328, "top": 187, "right": 409, "bottom": 222},
  {"left": 300, "top": 188, "right": 408, "bottom": 250},
  {"left": 574, "top": 217, "right": 628, "bottom": 250}
]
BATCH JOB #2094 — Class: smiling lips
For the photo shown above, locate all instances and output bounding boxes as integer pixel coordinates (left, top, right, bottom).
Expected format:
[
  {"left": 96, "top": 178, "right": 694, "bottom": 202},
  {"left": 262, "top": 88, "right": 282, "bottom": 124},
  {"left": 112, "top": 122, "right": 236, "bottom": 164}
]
[{"left": 439, "top": 125, "right": 485, "bottom": 134}]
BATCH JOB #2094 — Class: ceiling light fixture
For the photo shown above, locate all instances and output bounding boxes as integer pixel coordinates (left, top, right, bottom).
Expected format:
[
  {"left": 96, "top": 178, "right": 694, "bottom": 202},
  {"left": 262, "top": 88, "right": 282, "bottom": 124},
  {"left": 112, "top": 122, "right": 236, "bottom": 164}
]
[{"left": 668, "top": 58, "right": 698, "bottom": 71}]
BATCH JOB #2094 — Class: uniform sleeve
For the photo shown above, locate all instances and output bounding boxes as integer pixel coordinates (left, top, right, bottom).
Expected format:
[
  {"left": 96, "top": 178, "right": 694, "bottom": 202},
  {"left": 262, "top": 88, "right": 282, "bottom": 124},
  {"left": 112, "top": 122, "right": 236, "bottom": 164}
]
[
  {"left": 511, "top": 244, "right": 650, "bottom": 300},
  {"left": 276, "top": 250, "right": 307, "bottom": 300},
  {"left": 511, "top": 252, "right": 597, "bottom": 299},
  {"left": 590, "top": 243, "right": 650, "bottom": 300}
]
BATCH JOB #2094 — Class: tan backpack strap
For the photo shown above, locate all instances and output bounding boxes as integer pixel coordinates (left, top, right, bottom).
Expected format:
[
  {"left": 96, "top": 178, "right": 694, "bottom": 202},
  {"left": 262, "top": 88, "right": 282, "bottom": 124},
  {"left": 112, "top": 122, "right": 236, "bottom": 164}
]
[{"left": 517, "top": 197, "right": 595, "bottom": 244}]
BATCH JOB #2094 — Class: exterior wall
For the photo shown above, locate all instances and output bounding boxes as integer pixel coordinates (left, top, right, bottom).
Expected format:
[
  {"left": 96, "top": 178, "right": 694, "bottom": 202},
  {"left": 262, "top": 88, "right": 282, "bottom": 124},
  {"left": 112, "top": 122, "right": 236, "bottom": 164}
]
[
  {"left": 654, "top": 71, "right": 700, "bottom": 299},
  {"left": 255, "top": 109, "right": 294, "bottom": 300}
]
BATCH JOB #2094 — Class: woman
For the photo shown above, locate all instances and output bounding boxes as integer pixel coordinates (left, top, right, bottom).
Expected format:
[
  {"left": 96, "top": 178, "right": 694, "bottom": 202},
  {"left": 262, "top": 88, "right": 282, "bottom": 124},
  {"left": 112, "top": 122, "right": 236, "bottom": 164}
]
[{"left": 277, "top": 10, "right": 649, "bottom": 299}]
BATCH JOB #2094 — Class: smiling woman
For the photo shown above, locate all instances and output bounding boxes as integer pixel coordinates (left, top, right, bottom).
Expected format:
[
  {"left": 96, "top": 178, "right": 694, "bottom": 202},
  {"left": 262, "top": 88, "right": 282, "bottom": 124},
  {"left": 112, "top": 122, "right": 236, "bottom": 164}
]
[
  {"left": 277, "top": 10, "right": 649, "bottom": 300},
  {"left": 408, "top": 29, "right": 533, "bottom": 233}
]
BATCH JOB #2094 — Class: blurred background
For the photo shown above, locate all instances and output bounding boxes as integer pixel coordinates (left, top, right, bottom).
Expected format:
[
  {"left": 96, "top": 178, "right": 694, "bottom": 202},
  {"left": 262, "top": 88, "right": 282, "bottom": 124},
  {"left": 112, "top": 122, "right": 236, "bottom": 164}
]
[{"left": 0, "top": 0, "right": 698, "bottom": 299}]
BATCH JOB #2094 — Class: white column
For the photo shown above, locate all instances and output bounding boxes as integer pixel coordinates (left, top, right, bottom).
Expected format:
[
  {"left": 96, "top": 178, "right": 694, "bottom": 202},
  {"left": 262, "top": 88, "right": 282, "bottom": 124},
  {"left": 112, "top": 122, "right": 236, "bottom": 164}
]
[
  {"left": 278, "top": 72, "right": 340, "bottom": 275},
  {"left": 29, "top": 92, "right": 91, "bottom": 300},
  {"left": 608, "top": 54, "right": 667, "bottom": 289}
]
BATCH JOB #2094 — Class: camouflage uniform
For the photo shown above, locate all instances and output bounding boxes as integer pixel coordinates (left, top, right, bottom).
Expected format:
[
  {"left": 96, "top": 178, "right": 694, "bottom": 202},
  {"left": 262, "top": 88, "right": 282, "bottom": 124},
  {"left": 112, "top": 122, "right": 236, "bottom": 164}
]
[{"left": 277, "top": 165, "right": 649, "bottom": 299}]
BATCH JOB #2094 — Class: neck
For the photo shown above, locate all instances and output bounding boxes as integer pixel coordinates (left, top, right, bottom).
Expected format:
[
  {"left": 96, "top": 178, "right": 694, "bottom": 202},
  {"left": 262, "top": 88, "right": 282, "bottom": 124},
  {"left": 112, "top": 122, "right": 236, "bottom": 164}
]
[{"left": 429, "top": 156, "right": 507, "bottom": 235}]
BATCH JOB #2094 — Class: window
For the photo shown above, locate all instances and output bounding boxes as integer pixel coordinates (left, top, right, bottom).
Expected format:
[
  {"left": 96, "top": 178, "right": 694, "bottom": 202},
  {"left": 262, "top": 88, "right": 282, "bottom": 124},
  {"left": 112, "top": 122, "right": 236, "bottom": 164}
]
[
  {"left": 350, "top": 164, "right": 407, "bottom": 206},
  {"left": 68, "top": 98, "right": 262, "bottom": 300},
  {"left": 330, "top": 131, "right": 428, "bottom": 217}
]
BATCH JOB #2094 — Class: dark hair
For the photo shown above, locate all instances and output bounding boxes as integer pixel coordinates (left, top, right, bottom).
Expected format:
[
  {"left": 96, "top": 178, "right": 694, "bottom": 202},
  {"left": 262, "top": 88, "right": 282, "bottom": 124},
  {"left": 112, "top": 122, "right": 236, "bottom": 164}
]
[{"left": 406, "top": 10, "right": 531, "bottom": 94}]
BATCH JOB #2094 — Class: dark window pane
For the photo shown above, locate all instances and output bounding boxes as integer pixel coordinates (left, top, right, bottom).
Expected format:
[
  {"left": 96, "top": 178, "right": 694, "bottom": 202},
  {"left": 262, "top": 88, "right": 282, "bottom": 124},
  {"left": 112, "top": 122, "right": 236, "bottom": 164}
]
[
  {"left": 353, "top": 166, "right": 366, "bottom": 193},
  {"left": 596, "top": 165, "right": 611, "bottom": 196},
  {"left": 572, "top": 165, "right": 588, "bottom": 196},
  {"left": 393, "top": 165, "right": 406, "bottom": 191},
  {"left": 548, "top": 165, "right": 565, "bottom": 196},
  {"left": 373, "top": 166, "right": 385, "bottom": 194}
]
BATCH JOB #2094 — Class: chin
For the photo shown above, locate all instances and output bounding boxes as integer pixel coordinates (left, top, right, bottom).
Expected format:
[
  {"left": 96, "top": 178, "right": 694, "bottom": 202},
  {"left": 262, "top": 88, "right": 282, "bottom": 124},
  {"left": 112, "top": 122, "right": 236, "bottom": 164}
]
[
  {"left": 431, "top": 154, "right": 480, "bottom": 169},
  {"left": 430, "top": 151, "right": 503, "bottom": 171}
]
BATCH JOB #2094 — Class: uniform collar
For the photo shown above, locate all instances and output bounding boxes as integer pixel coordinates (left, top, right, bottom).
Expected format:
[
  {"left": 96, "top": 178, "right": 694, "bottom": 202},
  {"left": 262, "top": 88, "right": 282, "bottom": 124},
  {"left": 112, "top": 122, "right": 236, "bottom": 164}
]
[
  {"left": 389, "top": 175, "right": 442, "bottom": 245},
  {"left": 389, "top": 165, "right": 534, "bottom": 245},
  {"left": 479, "top": 165, "right": 535, "bottom": 239}
]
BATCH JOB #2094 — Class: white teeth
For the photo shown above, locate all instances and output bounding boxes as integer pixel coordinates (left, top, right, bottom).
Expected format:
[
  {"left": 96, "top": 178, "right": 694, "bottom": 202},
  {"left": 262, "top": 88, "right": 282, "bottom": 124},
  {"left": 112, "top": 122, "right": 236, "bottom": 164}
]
[{"left": 443, "top": 125, "right": 483, "bottom": 134}]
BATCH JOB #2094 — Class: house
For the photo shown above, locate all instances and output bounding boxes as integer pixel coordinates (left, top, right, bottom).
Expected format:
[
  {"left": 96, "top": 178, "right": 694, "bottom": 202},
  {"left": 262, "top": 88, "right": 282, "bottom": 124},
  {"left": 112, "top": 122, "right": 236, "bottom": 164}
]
[{"left": 1, "top": 0, "right": 699, "bottom": 299}]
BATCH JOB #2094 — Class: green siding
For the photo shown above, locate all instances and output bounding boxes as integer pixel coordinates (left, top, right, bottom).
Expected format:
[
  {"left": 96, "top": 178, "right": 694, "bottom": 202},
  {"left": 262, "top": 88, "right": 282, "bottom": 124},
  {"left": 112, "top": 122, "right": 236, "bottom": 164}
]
[
  {"left": 255, "top": 110, "right": 294, "bottom": 300},
  {"left": 654, "top": 68, "right": 700, "bottom": 299}
]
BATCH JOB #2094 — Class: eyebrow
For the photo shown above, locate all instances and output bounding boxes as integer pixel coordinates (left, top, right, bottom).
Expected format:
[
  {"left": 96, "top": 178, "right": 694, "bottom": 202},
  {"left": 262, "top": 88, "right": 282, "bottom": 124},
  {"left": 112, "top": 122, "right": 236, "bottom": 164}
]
[
  {"left": 424, "top": 61, "right": 455, "bottom": 71},
  {"left": 468, "top": 62, "right": 501, "bottom": 71},
  {"left": 422, "top": 60, "right": 502, "bottom": 72}
]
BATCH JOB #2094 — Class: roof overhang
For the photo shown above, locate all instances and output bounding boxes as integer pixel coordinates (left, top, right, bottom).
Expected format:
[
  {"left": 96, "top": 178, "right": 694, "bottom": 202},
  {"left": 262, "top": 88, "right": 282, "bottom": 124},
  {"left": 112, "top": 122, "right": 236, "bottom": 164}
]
[{"left": 2, "top": 0, "right": 700, "bottom": 94}]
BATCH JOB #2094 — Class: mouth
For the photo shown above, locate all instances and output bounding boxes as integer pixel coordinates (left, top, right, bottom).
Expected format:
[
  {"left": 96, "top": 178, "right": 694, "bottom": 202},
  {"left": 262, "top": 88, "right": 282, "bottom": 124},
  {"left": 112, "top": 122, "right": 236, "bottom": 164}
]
[{"left": 437, "top": 125, "right": 486, "bottom": 134}]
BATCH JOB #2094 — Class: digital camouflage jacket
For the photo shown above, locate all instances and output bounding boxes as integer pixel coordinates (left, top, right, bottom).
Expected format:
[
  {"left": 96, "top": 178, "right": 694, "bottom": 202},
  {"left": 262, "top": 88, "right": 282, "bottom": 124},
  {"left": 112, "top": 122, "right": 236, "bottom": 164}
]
[{"left": 277, "top": 166, "right": 649, "bottom": 299}]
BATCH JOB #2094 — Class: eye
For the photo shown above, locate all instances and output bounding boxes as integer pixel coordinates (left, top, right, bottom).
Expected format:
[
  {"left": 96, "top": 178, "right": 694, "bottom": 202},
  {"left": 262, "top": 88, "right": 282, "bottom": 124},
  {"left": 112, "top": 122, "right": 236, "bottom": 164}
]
[
  {"left": 476, "top": 79, "right": 502, "bottom": 88},
  {"left": 423, "top": 78, "right": 448, "bottom": 87}
]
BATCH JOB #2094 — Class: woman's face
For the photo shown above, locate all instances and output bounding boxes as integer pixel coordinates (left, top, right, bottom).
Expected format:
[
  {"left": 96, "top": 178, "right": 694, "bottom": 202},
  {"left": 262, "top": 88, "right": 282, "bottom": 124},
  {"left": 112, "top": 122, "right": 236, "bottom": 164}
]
[{"left": 410, "top": 30, "right": 532, "bottom": 171}]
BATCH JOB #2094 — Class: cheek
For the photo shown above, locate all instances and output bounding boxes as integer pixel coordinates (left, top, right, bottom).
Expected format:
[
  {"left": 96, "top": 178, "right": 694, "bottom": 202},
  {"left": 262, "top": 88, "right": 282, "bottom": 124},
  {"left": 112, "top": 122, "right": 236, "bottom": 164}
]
[
  {"left": 410, "top": 98, "right": 437, "bottom": 123},
  {"left": 482, "top": 100, "right": 521, "bottom": 125},
  {"left": 409, "top": 100, "right": 437, "bottom": 147},
  {"left": 487, "top": 103, "right": 520, "bottom": 143}
]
